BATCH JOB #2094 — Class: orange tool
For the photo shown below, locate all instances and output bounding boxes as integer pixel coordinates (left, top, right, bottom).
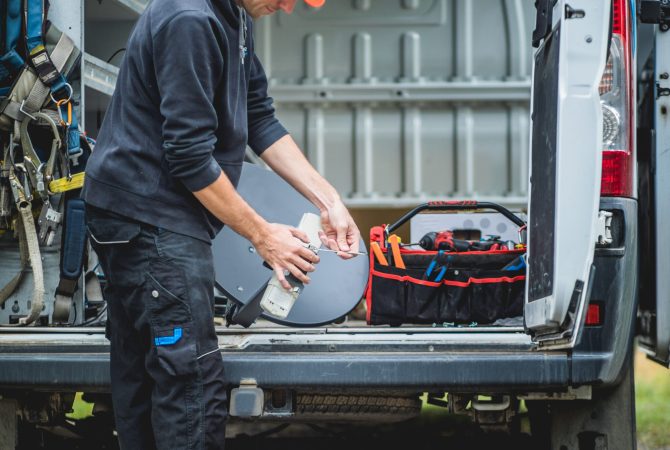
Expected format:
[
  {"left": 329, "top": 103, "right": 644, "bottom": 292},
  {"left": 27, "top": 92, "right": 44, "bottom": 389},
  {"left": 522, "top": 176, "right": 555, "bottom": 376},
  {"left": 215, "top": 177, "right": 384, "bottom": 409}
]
[
  {"left": 370, "top": 242, "right": 388, "bottom": 266},
  {"left": 388, "top": 235, "right": 405, "bottom": 269}
]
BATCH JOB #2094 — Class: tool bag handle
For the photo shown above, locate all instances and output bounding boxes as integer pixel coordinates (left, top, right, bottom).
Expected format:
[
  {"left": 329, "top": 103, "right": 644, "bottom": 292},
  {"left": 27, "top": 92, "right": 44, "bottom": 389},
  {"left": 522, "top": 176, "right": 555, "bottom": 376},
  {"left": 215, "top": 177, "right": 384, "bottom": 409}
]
[{"left": 384, "top": 201, "right": 526, "bottom": 242}]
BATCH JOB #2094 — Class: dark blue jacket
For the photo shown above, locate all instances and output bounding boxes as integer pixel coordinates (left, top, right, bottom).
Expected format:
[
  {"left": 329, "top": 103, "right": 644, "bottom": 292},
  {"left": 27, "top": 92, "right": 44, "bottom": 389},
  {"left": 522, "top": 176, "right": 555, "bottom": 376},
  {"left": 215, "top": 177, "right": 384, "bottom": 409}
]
[{"left": 83, "top": 0, "right": 287, "bottom": 242}]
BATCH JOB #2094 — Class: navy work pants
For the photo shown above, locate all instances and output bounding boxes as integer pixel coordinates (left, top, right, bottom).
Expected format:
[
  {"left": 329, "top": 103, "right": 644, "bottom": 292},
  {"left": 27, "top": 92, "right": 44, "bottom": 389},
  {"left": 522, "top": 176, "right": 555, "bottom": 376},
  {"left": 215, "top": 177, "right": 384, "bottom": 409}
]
[{"left": 86, "top": 205, "right": 227, "bottom": 450}]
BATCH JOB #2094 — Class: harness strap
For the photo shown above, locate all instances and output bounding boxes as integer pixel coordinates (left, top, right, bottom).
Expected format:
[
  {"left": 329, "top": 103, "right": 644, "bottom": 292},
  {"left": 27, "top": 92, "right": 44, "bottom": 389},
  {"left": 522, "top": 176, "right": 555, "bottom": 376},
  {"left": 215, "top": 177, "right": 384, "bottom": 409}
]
[
  {"left": 0, "top": 95, "right": 60, "bottom": 123},
  {"left": 52, "top": 197, "right": 87, "bottom": 323},
  {"left": 49, "top": 172, "right": 84, "bottom": 193},
  {"left": 21, "top": 29, "right": 80, "bottom": 159},
  {"left": 22, "top": 31, "right": 76, "bottom": 115},
  {"left": 16, "top": 196, "right": 44, "bottom": 326},
  {"left": 25, "top": 0, "right": 68, "bottom": 95},
  {"left": 0, "top": 0, "right": 24, "bottom": 91},
  {"left": 0, "top": 200, "right": 28, "bottom": 308},
  {"left": 19, "top": 111, "right": 61, "bottom": 198},
  {"left": 0, "top": 170, "right": 45, "bottom": 326},
  {"left": 84, "top": 246, "right": 103, "bottom": 303}
]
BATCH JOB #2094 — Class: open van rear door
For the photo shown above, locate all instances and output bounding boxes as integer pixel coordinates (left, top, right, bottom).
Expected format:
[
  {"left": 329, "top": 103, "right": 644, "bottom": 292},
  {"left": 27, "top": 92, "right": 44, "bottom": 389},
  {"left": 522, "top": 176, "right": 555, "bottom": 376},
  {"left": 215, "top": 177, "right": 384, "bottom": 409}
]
[
  {"left": 643, "top": 22, "right": 670, "bottom": 367},
  {"left": 524, "top": 0, "right": 611, "bottom": 349}
]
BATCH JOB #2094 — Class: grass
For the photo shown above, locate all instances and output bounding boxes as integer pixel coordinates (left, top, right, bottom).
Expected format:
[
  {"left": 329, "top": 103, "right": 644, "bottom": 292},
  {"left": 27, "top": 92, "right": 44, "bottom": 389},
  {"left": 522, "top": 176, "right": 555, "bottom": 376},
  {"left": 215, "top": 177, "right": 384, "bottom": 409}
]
[
  {"left": 66, "top": 392, "right": 95, "bottom": 420},
  {"left": 635, "top": 348, "right": 670, "bottom": 449}
]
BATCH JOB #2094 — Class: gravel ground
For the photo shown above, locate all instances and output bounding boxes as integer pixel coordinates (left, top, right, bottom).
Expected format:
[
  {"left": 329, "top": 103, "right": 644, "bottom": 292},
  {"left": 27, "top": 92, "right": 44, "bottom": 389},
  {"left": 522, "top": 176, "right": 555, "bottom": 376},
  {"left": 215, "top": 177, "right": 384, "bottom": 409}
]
[{"left": 16, "top": 420, "right": 668, "bottom": 450}]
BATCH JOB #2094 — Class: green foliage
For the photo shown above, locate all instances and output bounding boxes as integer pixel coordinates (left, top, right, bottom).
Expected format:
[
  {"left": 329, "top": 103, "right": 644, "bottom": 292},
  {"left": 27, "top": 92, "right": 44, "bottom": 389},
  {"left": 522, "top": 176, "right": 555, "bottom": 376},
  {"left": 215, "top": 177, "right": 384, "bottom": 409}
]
[{"left": 635, "top": 351, "right": 670, "bottom": 449}]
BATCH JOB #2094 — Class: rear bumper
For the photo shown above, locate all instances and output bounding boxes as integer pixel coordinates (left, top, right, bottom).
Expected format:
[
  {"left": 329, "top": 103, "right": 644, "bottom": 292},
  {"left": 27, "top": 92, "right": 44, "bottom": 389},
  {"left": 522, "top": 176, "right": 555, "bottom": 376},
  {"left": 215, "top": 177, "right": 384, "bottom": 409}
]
[
  {"left": 0, "top": 347, "right": 571, "bottom": 391},
  {"left": 0, "top": 328, "right": 569, "bottom": 392},
  {"left": 570, "top": 197, "right": 638, "bottom": 386}
]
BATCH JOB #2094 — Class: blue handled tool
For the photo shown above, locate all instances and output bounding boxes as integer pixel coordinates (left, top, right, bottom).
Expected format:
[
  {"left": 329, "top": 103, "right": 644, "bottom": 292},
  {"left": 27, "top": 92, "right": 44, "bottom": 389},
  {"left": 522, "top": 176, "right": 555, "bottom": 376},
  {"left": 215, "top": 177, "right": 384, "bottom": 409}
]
[
  {"left": 502, "top": 255, "right": 526, "bottom": 271},
  {"left": 424, "top": 251, "right": 450, "bottom": 282}
]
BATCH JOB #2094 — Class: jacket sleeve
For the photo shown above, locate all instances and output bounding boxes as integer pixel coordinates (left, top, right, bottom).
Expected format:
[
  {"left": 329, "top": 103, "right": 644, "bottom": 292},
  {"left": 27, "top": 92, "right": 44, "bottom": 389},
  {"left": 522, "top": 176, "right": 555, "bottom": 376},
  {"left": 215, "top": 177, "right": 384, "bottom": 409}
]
[
  {"left": 246, "top": 54, "right": 289, "bottom": 156},
  {"left": 153, "top": 11, "right": 224, "bottom": 192}
]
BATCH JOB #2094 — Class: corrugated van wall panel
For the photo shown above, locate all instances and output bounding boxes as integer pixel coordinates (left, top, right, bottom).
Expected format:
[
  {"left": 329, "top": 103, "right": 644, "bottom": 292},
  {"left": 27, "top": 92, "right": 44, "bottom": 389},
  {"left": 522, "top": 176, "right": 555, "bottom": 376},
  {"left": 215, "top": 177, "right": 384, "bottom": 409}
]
[{"left": 257, "top": 0, "right": 534, "bottom": 208}]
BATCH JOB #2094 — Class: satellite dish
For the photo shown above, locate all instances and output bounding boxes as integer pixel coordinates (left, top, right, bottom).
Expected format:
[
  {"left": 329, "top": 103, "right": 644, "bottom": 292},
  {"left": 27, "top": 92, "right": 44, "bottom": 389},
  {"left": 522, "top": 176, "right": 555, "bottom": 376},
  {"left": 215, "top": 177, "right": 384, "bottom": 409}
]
[{"left": 213, "top": 163, "right": 369, "bottom": 326}]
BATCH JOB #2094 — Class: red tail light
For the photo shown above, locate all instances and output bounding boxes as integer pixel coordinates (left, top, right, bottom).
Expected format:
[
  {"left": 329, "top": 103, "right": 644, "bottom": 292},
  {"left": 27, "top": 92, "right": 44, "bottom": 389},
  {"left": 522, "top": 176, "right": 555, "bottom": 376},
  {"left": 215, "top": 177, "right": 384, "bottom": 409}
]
[
  {"left": 585, "top": 303, "right": 603, "bottom": 326},
  {"left": 600, "top": 0, "right": 635, "bottom": 197},
  {"left": 602, "top": 151, "right": 633, "bottom": 196}
]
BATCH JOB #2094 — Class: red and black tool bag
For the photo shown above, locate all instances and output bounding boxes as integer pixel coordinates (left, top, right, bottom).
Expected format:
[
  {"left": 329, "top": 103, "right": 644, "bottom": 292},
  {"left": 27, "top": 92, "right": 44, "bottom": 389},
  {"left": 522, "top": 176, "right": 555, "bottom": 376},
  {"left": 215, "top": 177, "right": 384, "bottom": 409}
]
[{"left": 365, "top": 201, "right": 526, "bottom": 326}]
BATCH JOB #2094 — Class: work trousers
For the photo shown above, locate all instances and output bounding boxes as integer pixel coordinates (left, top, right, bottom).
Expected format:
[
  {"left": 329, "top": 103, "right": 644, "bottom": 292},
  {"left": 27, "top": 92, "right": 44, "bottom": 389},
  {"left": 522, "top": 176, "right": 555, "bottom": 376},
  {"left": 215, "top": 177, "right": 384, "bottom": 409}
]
[{"left": 86, "top": 205, "right": 227, "bottom": 450}]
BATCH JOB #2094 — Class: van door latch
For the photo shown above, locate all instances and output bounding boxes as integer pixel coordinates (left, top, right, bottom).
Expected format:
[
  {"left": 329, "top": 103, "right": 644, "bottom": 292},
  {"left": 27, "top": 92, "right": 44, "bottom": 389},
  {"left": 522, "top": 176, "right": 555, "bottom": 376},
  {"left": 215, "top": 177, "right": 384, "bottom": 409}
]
[
  {"left": 596, "top": 211, "right": 613, "bottom": 246},
  {"left": 640, "top": 0, "right": 670, "bottom": 32},
  {"left": 564, "top": 5, "right": 585, "bottom": 19}
]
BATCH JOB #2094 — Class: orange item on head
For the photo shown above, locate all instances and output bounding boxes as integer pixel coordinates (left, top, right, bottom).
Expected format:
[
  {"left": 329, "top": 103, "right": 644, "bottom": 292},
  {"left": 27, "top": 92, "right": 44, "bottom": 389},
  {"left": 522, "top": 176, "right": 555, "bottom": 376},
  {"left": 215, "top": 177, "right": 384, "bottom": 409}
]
[{"left": 304, "top": 0, "right": 325, "bottom": 7}]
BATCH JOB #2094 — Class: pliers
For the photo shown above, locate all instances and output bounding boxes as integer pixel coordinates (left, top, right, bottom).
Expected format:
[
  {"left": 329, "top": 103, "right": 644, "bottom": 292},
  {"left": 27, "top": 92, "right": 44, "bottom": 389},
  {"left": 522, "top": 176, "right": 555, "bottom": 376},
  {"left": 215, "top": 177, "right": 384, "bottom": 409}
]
[{"left": 424, "top": 250, "right": 451, "bottom": 282}]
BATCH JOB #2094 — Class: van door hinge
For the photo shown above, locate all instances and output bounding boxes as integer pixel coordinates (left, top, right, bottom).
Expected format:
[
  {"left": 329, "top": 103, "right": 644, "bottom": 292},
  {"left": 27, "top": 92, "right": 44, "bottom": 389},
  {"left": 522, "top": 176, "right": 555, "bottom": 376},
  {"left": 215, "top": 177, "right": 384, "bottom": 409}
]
[
  {"left": 533, "top": 0, "right": 558, "bottom": 48},
  {"left": 596, "top": 211, "right": 613, "bottom": 246},
  {"left": 640, "top": 0, "right": 670, "bottom": 32}
]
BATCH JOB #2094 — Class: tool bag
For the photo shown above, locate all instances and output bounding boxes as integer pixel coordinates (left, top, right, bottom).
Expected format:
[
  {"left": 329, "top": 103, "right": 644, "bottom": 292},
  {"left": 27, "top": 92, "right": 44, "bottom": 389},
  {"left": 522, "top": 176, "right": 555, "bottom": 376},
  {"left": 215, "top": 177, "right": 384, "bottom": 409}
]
[{"left": 365, "top": 201, "right": 527, "bottom": 326}]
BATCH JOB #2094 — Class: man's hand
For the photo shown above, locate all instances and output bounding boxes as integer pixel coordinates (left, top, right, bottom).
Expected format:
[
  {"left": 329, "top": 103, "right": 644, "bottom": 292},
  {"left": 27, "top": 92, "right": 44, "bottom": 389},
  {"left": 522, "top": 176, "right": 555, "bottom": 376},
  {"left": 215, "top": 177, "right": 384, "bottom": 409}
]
[
  {"left": 193, "top": 173, "right": 320, "bottom": 291},
  {"left": 260, "top": 135, "right": 363, "bottom": 261},
  {"left": 319, "top": 201, "right": 361, "bottom": 260},
  {"left": 252, "top": 223, "right": 321, "bottom": 290}
]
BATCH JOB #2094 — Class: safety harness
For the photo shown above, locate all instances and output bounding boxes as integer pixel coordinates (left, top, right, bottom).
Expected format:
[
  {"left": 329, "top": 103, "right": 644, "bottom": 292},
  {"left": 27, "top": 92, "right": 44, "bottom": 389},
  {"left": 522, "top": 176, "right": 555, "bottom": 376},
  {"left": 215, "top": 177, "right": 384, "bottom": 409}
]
[{"left": 0, "top": 0, "right": 91, "bottom": 326}]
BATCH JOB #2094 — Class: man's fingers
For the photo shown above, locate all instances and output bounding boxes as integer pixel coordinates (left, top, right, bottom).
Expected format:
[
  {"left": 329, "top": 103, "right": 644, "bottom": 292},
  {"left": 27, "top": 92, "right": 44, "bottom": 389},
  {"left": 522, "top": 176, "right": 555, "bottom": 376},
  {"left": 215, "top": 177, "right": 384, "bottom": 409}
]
[
  {"left": 318, "top": 230, "right": 329, "bottom": 248},
  {"left": 286, "top": 263, "right": 310, "bottom": 284},
  {"left": 325, "top": 237, "right": 338, "bottom": 251},
  {"left": 274, "top": 267, "right": 291, "bottom": 290},
  {"left": 297, "top": 246, "right": 320, "bottom": 264},
  {"left": 292, "top": 255, "right": 316, "bottom": 274},
  {"left": 348, "top": 230, "right": 361, "bottom": 253},
  {"left": 290, "top": 227, "right": 310, "bottom": 243},
  {"left": 336, "top": 225, "right": 351, "bottom": 251}
]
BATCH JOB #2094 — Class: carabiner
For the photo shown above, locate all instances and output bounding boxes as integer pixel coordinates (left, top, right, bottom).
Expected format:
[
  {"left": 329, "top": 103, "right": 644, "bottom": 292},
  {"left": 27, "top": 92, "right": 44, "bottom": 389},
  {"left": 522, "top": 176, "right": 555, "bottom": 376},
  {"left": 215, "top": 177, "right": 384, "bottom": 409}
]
[{"left": 56, "top": 99, "right": 72, "bottom": 127}]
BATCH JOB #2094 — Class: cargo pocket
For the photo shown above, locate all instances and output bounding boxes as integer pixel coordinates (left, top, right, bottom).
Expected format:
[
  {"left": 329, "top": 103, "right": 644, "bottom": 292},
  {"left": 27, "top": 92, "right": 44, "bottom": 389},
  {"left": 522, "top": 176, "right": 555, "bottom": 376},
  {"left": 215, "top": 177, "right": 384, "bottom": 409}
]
[
  {"left": 470, "top": 281, "right": 504, "bottom": 324},
  {"left": 502, "top": 274, "right": 525, "bottom": 319},
  {"left": 153, "top": 324, "right": 198, "bottom": 377},
  {"left": 369, "top": 268, "right": 407, "bottom": 326},
  {"left": 146, "top": 259, "right": 191, "bottom": 328},
  {"left": 439, "top": 281, "right": 472, "bottom": 324},
  {"left": 405, "top": 282, "right": 440, "bottom": 324},
  {"left": 87, "top": 215, "right": 141, "bottom": 246}
]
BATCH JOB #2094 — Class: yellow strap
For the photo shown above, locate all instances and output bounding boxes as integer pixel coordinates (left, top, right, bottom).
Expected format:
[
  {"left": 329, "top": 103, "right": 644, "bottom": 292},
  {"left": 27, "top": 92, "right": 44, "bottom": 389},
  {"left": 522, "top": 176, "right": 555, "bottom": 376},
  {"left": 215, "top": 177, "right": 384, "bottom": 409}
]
[{"left": 49, "top": 172, "right": 85, "bottom": 194}]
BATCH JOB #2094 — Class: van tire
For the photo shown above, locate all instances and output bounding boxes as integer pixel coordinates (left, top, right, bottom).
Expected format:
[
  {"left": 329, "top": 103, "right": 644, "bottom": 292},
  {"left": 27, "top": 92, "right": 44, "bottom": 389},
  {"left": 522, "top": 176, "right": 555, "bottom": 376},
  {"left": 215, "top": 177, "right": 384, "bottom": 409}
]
[{"left": 527, "top": 357, "right": 637, "bottom": 450}]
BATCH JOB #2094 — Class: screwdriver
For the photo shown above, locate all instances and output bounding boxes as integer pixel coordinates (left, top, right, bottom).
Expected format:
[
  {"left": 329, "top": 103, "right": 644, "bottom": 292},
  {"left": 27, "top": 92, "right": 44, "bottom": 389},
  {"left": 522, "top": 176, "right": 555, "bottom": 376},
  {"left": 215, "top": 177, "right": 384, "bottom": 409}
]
[{"left": 304, "top": 243, "right": 367, "bottom": 256}]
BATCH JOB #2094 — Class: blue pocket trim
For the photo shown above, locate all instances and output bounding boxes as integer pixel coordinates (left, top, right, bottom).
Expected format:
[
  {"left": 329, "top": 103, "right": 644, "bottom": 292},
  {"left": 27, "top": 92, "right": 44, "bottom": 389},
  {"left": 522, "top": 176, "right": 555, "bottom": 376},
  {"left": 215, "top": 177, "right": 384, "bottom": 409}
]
[{"left": 154, "top": 327, "right": 183, "bottom": 346}]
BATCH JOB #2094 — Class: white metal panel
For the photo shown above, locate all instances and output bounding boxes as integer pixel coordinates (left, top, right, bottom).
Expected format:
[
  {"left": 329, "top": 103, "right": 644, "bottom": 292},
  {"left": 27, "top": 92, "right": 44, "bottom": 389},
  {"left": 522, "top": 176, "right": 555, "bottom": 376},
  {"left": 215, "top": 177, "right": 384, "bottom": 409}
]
[
  {"left": 83, "top": 0, "right": 536, "bottom": 208},
  {"left": 524, "top": 0, "right": 610, "bottom": 348},
  {"left": 652, "top": 26, "right": 670, "bottom": 365},
  {"left": 254, "top": 0, "right": 535, "bottom": 208}
]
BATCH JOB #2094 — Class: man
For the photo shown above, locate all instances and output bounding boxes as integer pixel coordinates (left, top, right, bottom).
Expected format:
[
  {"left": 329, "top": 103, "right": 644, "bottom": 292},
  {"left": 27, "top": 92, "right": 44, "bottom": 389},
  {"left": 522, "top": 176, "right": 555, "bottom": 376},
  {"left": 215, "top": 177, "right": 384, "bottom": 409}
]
[{"left": 82, "top": 0, "right": 360, "bottom": 448}]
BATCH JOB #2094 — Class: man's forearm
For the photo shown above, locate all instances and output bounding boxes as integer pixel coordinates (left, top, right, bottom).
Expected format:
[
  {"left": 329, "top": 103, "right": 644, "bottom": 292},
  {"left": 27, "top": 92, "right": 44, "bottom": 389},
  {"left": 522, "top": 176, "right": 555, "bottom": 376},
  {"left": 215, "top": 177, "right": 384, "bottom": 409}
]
[
  {"left": 192, "top": 171, "right": 268, "bottom": 244},
  {"left": 192, "top": 166, "right": 320, "bottom": 288},
  {"left": 260, "top": 135, "right": 341, "bottom": 213}
]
